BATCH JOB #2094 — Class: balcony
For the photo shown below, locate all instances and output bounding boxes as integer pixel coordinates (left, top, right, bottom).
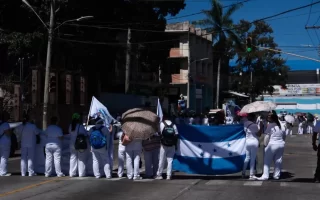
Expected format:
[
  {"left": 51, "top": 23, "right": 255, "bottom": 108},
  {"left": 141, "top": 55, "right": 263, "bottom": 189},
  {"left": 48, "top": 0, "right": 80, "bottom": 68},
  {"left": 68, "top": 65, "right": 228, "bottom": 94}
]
[{"left": 169, "top": 48, "right": 188, "bottom": 58}]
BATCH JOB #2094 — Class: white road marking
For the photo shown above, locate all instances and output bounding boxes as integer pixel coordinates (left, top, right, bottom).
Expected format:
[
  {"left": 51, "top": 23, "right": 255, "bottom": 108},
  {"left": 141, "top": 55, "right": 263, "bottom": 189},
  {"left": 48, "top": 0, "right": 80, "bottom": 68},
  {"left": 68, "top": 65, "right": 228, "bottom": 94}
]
[
  {"left": 108, "top": 177, "right": 126, "bottom": 181},
  {"left": 205, "top": 180, "right": 230, "bottom": 185},
  {"left": 133, "top": 179, "right": 154, "bottom": 182},
  {"left": 243, "top": 181, "right": 263, "bottom": 186},
  {"left": 280, "top": 182, "right": 289, "bottom": 187}
]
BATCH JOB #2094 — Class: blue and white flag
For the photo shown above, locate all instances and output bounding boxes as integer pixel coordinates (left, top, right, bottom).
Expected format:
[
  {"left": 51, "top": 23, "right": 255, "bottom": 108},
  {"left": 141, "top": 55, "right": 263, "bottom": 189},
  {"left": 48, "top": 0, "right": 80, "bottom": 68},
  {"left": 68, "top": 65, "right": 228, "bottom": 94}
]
[
  {"left": 157, "top": 98, "right": 163, "bottom": 122},
  {"left": 173, "top": 124, "right": 246, "bottom": 175},
  {"left": 88, "top": 96, "right": 115, "bottom": 125}
]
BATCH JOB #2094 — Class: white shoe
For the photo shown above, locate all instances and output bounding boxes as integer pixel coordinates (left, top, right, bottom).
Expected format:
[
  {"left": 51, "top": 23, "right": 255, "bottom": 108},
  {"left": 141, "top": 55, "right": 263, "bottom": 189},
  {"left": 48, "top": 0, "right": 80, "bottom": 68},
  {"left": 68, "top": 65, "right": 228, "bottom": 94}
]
[
  {"left": 273, "top": 177, "right": 280, "bottom": 180},
  {"left": 257, "top": 176, "right": 268, "bottom": 181},
  {"left": 45, "top": 174, "right": 50, "bottom": 178},
  {"left": 133, "top": 177, "right": 142, "bottom": 180},
  {"left": 57, "top": 174, "right": 65, "bottom": 177},
  {"left": 155, "top": 176, "right": 163, "bottom": 180},
  {"left": 29, "top": 173, "right": 37, "bottom": 177},
  {"left": 249, "top": 175, "right": 257, "bottom": 180},
  {"left": 1, "top": 173, "right": 11, "bottom": 177},
  {"left": 166, "top": 176, "right": 171, "bottom": 180}
]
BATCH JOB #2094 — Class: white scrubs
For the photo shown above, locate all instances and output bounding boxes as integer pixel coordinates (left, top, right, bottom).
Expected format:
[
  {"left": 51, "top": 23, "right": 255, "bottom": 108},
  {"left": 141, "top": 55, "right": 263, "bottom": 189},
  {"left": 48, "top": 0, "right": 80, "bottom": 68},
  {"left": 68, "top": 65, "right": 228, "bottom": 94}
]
[
  {"left": 157, "top": 120, "right": 178, "bottom": 179},
  {"left": 259, "top": 123, "right": 285, "bottom": 180},
  {"left": 0, "top": 121, "right": 11, "bottom": 176},
  {"left": 44, "top": 125, "right": 64, "bottom": 177},
  {"left": 15, "top": 122, "right": 39, "bottom": 176},
  {"left": 108, "top": 125, "right": 114, "bottom": 172},
  {"left": 117, "top": 133, "right": 126, "bottom": 178},
  {"left": 89, "top": 125, "right": 111, "bottom": 179},
  {"left": 125, "top": 140, "right": 142, "bottom": 180},
  {"left": 242, "top": 121, "right": 260, "bottom": 178},
  {"left": 202, "top": 117, "right": 209, "bottom": 126},
  {"left": 68, "top": 123, "right": 88, "bottom": 177}
]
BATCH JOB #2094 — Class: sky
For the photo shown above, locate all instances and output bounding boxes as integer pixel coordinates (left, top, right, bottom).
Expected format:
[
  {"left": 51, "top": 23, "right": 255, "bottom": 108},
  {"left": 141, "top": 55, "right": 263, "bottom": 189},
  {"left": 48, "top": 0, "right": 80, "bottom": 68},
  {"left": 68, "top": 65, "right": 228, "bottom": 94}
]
[{"left": 166, "top": 0, "right": 320, "bottom": 70}]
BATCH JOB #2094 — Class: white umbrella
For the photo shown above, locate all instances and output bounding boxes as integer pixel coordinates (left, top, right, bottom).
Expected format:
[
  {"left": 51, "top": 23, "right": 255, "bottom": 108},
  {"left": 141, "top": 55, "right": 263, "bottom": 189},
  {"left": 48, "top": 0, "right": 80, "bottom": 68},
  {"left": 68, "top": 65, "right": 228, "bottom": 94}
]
[
  {"left": 240, "top": 101, "right": 277, "bottom": 114},
  {"left": 284, "top": 115, "right": 295, "bottom": 124}
]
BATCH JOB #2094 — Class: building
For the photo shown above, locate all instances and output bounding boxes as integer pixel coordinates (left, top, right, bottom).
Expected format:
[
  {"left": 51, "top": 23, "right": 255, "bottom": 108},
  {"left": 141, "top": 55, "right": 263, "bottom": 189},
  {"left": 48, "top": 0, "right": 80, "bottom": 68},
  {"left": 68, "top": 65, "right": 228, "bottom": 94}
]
[
  {"left": 263, "top": 60, "right": 320, "bottom": 114},
  {"left": 165, "top": 21, "right": 214, "bottom": 113}
]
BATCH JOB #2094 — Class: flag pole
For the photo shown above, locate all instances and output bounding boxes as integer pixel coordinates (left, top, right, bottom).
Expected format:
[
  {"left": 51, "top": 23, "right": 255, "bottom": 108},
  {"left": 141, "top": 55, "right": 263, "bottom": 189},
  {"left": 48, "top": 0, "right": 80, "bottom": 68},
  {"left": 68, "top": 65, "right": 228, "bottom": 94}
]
[{"left": 86, "top": 96, "right": 94, "bottom": 129}]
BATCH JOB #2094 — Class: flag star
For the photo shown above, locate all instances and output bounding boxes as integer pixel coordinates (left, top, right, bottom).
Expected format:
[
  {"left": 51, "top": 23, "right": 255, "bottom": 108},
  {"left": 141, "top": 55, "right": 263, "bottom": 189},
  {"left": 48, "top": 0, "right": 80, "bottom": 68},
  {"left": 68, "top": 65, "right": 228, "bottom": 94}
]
[
  {"left": 200, "top": 152, "right": 204, "bottom": 157},
  {"left": 213, "top": 149, "right": 217, "bottom": 152},
  {"left": 198, "top": 144, "right": 202, "bottom": 148},
  {"left": 227, "top": 143, "right": 231, "bottom": 147},
  {"left": 229, "top": 152, "right": 233, "bottom": 156}
]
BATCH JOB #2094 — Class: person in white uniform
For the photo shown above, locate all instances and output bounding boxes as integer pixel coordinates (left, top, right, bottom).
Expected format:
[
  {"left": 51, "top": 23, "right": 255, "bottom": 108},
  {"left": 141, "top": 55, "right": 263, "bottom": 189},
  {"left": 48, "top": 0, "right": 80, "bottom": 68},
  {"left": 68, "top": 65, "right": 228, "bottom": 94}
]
[
  {"left": 257, "top": 112, "right": 286, "bottom": 180},
  {"left": 123, "top": 134, "right": 143, "bottom": 180},
  {"left": 202, "top": 115, "right": 209, "bottom": 126},
  {"left": 0, "top": 113, "right": 11, "bottom": 176},
  {"left": 156, "top": 116, "right": 179, "bottom": 180},
  {"left": 44, "top": 116, "right": 65, "bottom": 177},
  {"left": 15, "top": 116, "right": 40, "bottom": 176},
  {"left": 117, "top": 131, "right": 126, "bottom": 178},
  {"left": 89, "top": 118, "right": 111, "bottom": 179},
  {"left": 142, "top": 133, "right": 161, "bottom": 178},
  {"left": 242, "top": 113, "right": 262, "bottom": 180},
  {"left": 68, "top": 113, "right": 88, "bottom": 177},
  {"left": 312, "top": 119, "right": 320, "bottom": 182}
]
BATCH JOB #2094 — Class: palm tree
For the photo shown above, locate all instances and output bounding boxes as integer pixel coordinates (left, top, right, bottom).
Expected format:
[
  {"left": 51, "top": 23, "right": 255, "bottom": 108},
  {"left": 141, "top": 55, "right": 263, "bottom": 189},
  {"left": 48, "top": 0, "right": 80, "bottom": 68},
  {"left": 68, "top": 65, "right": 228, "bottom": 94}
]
[{"left": 192, "top": 0, "right": 243, "bottom": 108}]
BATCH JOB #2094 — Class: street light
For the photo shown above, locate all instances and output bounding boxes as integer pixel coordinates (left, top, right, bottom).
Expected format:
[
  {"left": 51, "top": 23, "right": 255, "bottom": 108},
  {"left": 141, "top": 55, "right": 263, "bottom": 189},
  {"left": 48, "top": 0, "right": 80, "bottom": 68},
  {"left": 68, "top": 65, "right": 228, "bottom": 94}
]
[
  {"left": 187, "top": 57, "right": 209, "bottom": 109},
  {"left": 22, "top": 0, "right": 93, "bottom": 129}
]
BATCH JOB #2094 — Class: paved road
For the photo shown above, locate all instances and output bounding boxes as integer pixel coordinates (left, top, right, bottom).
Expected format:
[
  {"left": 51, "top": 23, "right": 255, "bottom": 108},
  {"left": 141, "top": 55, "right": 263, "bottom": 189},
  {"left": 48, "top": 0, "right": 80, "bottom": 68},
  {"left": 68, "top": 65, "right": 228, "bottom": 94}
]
[{"left": 0, "top": 134, "right": 319, "bottom": 200}]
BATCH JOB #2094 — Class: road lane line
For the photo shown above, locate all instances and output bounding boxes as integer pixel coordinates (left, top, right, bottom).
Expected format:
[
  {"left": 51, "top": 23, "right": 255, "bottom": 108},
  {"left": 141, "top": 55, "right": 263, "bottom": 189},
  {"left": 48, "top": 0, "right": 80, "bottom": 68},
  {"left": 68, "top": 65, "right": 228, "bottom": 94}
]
[
  {"left": 243, "top": 181, "right": 263, "bottom": 186},
  {"left": 0, "top": 177, "right": 67, "bottom": 198}
]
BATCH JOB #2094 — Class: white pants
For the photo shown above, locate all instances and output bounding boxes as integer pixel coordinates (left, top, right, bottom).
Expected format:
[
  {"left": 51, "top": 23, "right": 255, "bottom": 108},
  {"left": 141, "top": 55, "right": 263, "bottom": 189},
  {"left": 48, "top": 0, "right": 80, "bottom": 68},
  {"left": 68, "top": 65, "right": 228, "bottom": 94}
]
[
  {"left": 144, "top": 148, "right": 160, "bottom": 177},
  {"left": 0, "top": 145, "right": 10, "bottom": 176},
  {"left": 21, "top": 147, "right": 35, "bottom": 176},
  {"left": 117, "top": 147, "right": 126, "bottom": 177},
  {"left": 92, "top": 149, "right": 111, "bottom": 178},
  {"left": 108, "top": 132, "right": 114, "bottom": 170},
  {"left": 243, "top": 139, "right": 259, "bottom": 176},
  {"left": 157, "top": 145, "right": 175, "bottom": 177},
  {"left": 45, "top": 143, "right": 63, "bottom": 176},
  {"left": 261, "top": 143, "right": 285, "bottom": 179},
  {"left": 125, "top": 150, "right": 141, "bottom": 179},
  {"left": 69, "top": 148, "right": 87, "bottom": 177},
  {"left": 298, "top": 123, "right": 304, "bottom": 134}
]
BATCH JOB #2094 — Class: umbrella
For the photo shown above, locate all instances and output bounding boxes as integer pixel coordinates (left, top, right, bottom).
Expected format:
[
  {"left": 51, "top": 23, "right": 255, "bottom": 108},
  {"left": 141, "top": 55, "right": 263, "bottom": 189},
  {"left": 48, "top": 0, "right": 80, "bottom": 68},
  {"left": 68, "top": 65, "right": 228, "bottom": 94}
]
[
  {"left": 284, "top": 115, "right": 295, "bottom": 124},
  {"left": 121, "top": 108, "right": 160, "bottom": 140},
  {"left": 240, "top": 101, "right": 277, "bottom": 114}
]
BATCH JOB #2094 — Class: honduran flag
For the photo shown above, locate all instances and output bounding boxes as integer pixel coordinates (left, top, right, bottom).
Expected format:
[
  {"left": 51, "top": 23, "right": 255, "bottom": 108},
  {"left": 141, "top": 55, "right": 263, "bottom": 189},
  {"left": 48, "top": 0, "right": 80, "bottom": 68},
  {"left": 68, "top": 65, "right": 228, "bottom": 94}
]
[{"left": 173, "top": 124, "right": 246, "bottom": 175}]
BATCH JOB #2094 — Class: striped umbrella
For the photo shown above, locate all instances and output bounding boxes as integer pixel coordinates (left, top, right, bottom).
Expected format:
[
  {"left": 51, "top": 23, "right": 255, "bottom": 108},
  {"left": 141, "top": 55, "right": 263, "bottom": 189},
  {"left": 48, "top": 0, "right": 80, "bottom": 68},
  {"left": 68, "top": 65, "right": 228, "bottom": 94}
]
[{"left": 121, "top": 108, "right": 160, "bottom": 140}]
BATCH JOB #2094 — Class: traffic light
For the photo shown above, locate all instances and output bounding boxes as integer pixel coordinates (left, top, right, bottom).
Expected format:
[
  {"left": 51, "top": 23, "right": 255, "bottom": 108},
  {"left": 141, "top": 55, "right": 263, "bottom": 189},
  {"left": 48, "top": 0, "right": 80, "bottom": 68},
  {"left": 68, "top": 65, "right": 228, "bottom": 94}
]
[
  {"left": 246, "top": 37, "right": 252, "bottom": 53},
  {"left": 49, "top": 74, "right": 56, "bottom": 93}
]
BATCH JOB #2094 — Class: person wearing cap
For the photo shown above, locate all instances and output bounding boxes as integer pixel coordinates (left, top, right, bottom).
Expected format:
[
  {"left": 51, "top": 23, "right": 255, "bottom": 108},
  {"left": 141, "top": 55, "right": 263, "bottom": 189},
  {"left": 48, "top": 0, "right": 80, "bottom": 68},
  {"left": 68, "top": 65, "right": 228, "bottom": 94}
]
[
  {"left": 14, "top": 115, "right": 40, "bottom": 176},
  {"left": 68, "top": 113, "right": 88, "bottom": 177},
  {"left": 44, "top": 116, "right": 65, "bottom": 177}
]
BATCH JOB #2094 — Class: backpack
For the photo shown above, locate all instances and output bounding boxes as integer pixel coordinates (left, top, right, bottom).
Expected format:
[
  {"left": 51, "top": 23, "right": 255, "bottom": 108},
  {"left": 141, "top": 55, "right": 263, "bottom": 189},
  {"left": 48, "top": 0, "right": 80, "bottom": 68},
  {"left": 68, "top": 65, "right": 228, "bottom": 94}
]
[
  {"left": 89, "top": 126, "right": 107, "bottom": 149},
  {"left": 160, "top": 121, "right": 177, "bottom": 147},
  {"left": 74, "top": 125, "right": 88, "bottom": 151}
]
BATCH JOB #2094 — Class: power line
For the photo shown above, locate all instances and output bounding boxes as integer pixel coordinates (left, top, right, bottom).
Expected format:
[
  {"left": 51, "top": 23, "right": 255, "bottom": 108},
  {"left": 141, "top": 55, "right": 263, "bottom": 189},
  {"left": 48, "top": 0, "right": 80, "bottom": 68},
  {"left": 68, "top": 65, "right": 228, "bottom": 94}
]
[{"left": 306, "top": 0, "right": 314, "bottom": 26}]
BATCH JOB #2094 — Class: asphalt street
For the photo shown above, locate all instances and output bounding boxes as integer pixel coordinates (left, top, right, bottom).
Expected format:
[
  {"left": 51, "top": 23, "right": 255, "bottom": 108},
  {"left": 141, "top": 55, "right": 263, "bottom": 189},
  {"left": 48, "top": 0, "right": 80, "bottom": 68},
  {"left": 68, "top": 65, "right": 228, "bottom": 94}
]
[{"left": 0, "top": 134, "right": 319, "bottom": 200}]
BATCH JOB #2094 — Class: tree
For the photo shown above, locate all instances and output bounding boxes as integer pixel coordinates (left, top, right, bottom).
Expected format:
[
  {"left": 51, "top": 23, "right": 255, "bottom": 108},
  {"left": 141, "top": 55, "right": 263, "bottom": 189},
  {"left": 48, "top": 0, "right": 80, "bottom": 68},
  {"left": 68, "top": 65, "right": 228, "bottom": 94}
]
[
  {"left": 192, "top": 0, "right": 243, "bottom": 107},
  {"left": 229, "top": 20, "right": 289, "bottom": 98}
]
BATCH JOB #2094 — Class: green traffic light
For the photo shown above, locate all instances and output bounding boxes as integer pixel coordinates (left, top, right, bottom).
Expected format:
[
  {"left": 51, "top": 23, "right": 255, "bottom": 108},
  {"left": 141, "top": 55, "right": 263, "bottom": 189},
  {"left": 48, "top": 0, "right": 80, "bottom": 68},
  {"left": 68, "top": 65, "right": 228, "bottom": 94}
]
[{"left": 247, "top": 47, "right": 252, "bottom": 52}]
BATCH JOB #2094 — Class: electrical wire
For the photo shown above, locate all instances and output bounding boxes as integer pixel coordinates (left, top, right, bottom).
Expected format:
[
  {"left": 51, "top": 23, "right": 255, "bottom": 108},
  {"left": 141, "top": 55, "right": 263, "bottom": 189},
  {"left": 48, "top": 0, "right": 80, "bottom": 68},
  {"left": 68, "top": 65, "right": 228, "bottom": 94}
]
[{"left": 306, "top": 0, "right": 314, "bottom": 26}]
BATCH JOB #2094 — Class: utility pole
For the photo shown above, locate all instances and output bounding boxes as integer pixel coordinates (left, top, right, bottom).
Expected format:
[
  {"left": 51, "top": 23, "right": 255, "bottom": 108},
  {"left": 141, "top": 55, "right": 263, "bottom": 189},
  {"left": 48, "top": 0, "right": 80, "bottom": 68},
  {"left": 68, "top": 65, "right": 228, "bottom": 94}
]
[
  {"left": 42, "top": 0, "right": 55, "bottom": 129},
  {"left": 215, "top": 58, "right": 221, "bottom": 108},
  {"left": 187, "top": 28, "right": 191, "bottom": 109},
  {"left": 20, "top": 57, "right": 25, "bottom": 119},
  {"left": 125, "top": 27, "right": 131, "bottom": 94}
]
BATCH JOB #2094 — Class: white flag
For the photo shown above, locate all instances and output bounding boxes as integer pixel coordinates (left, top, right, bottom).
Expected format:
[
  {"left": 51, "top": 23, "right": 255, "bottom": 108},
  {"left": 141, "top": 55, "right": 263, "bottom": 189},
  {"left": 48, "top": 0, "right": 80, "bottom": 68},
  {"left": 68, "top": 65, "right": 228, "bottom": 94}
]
[
  {"left": 157, "top": 98, "right": 163, "bottom": 122},
  {"left": 88, "top": 96, "right": 115, "bottom": 124}
]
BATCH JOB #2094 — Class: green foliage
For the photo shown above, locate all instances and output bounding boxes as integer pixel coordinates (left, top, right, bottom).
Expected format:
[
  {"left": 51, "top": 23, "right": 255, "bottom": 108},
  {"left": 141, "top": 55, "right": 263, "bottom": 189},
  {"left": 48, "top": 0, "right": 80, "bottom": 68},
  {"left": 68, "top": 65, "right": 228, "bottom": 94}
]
[{"left": 229, "top": 20, "right": 290, "bottom": 97}]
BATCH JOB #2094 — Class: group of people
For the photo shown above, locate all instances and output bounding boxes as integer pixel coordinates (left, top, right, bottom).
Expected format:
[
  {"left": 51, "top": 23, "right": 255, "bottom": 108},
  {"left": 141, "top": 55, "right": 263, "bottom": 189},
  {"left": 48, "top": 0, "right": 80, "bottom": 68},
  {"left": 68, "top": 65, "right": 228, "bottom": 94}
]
[
  {"left": 0, "top": 112, "right": 180, "bottom": 180},
  {"left": 242, "top": 111, "right": 287, "bottom": 181}
]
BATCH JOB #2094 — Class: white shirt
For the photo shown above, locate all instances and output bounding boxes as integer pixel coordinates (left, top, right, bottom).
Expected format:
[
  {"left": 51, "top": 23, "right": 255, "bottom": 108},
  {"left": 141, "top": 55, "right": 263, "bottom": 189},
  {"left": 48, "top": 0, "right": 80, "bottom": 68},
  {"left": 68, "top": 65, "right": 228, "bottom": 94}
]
[
  {"left": 0, "top": 121, "right": 10, "bottom": 147},
  {"left": 88, "top": 124, "right": 110, "bottom": 152},
  {"left": 68, "top": 124, "right": 87, "bottom": 148},
  {"left": 15, "top": 123, "right": 39, "bottom": 148},
  {"left": 202, "top": 117, "right": 209, "bottom": 126},
  {"left": 265, "top": 123, "right": 285, "bottom": 145},
  {"left": 243, "top": 121, "right": 259, "bottom": 141},
  {"left": 160, "top": 120, "right": 179, "bottom": 135},
  {"left": 188, "top": 117, "right": 194, "bottom": 125},
  {"left": 45, "top": 125, "right": 63, "bottom": 145}
]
